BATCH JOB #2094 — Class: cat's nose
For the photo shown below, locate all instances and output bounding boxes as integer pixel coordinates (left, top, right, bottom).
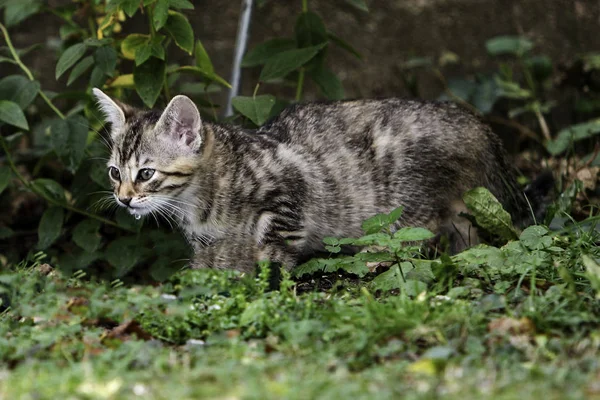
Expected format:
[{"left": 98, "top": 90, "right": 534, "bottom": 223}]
[{"left": 119, "top": 197, "right": 132, "bottom": 206}]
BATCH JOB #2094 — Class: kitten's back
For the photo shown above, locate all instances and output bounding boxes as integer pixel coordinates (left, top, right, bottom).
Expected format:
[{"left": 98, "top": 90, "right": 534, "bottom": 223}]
[{"left": 257, "top": 98, "right": 527, "bottom": 234}]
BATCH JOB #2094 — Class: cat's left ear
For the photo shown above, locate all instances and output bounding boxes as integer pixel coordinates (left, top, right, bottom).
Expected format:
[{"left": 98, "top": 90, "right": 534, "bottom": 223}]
[
  {"left": 92, "top": 88, "right": 128, "bottom": 138},
  {"left": 156, "top": 95, "right": 203, "bottom": 150}
]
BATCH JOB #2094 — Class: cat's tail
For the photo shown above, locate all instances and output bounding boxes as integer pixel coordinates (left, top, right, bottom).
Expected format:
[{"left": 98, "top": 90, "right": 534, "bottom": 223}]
[{"left": 520, "top": 170, "right": 555, "bottom": 226}]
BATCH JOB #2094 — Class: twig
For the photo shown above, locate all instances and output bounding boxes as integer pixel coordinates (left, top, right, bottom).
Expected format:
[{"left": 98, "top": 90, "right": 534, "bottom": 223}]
[
  {"left": 534, "top": 107, "right": 551, "bottom": 142},
  {"left": 485, "top": 115, "right": 541, "bottom": 143},
  {"left": 0, "top": 23, "right": 65, "bottom": 120},
  {"left": 225, "top": 0, "right": 254, "bottom": 116},
  {"left": 296, "top": 68, "right": 305, "bottom": 102},
  {"left": 0, "top": 136, "right": 125, "bottom": 230},
  {"left": 431, "top": 68, "right": 481, "bottom": 116}
]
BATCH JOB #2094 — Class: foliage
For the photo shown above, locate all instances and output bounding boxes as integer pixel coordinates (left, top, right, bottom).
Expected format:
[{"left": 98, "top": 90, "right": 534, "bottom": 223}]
[
  {"left": 0, "top": 0, "right": 364, "bottom": 279},
  {"left": 400, "top": 35, "right": 600, "bottom": 164},
  {"left": 0, "top": 1, "right": 229, "bottom": 279},
  {"left": 0, "top": 2, "right": 599, "bottom": 396},
  {"left": 0, "top": 206, "right": 598, "bottom": 397}
]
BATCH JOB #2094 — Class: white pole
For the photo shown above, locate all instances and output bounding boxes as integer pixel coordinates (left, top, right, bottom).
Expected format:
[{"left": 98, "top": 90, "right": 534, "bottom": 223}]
[{"left": 225, "top": 0, "right": 253, "bottom": 116}]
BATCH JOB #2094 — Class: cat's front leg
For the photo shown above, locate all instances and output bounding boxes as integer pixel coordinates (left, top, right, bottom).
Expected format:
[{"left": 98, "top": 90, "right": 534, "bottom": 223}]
[{"left": 191, "top": 238, "right": 258, "bottom": 272}]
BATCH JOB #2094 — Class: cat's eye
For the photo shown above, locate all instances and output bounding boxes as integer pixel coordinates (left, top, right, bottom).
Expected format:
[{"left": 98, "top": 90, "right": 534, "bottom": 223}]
[
  {"left": 137, "top": 168, "right": 155, "bottom": 182},
  {"left": 108, "top": 166, "right": 120, "bottom": 181}
]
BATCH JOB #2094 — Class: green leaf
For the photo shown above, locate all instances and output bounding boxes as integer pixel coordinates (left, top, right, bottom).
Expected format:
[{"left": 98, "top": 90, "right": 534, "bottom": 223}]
[
  {"left": 0, "top": 226, "right": 14, "bottom": 240},
  {"left": 194, "top": 39, "right": 214, "bottom": 74},
  {"left": 295, "top": 11, "right": 327, "bottom": 48},
  {"left": 168, "top": 0, "right": 194, "bottom": 9},
  {"left": 452, "top": 245, "right": 505, "bottom": 271},
  {"left": 388, "top": 206, "right": 404, "bottom": 224},
  {"left": 176, "top": 66, "right": 231, "bottom": 88},
  {"left": 115, "top": 208, "right": 144, "bottom": 232},
  {"left": 72, "top": 219, "right": 102, "bottom": 253},
  {"left": 163, "top": 11, "right": 194, "bottom": 54},
  {"left": 310, "top": 66, "right": 344, "bottom": 100},
  {"left": 525, "top": 55, "right": 553, "bottom": 81},
  {"left": 89, "top": 67, "right": 106, "bottom": 91},
  {"left": 121, "top": 34, "right": 150, "bottom": 60},
  {"left": 546, "top": 119, "right": 600, "bottom": 156},
  {"left": 519, "top": 226, "right": 552, "bottom": 250},
  {"left": 327, "top": 32, "right": 362, "bottom": 60},
  {"left": 58, "top": 250, "right": 101, "bottom": 275},
  {"left": 240, "top": 298, "right": 266, "bottom": 326},
  {"left": 370, "top": 263, "right": 407, "bottom": 291},
  {"left": 48, "top": 118, "right": 68, "bottom": 156},
  {"left": 422, "top": 346, "right": 454, "bottom": 361},
  {"left": 582, "top": 255, "right": 600, "bottom": 296},
  {"left": 55, "top": 43, "right": 87, "bottom": 80},
  {"left": 105, "top": 236, "right": 145, "bottom": 276},
  {"left": 231, "top": 95, "right": 276, "bottom": 126},
  {"left": 132, "top": 35, "right": 167, "bottom": 66},
  {"left": 65, "top": 115, "right": 89, "bottom": 172},
  {"left": 0, "top": 166, "right": 12, "bottom": 195},
  {"left": 495, "top": 77, "right": 531, "bottom": 100},
  {"left": 3, "top": 0, "right": 41, "bottom": 27},
  {"left": 119, "top": 0, "right": 139, "bottom": 17},
  {"left": 0, "top": 75, "right": 40, "bottom": 109},
  {"left": 37, "top": 206, "right": 64, "bottom": 250},
  {"left": 393, "top": 227, "right": 435, "bottom": 242},
  {"left": 67, "top": 56, "right": 94, "bottom": 86},
  {"left": 31, "top": 179, "right": 66, "bottom": 203},
  {"left": 351, "top": 233, "right": 391, "bottom": 247},
  {"left": 345, "top": 0, "right": 369, "bottom": 12},
  {"left": 94, "top": 46, "right": 117, "bottom": 77},
  {"left": 472, "top": 76, "right": 500, "bottom": 113},
  {"left": 323, "top": 256, "right": 370, "bottom": 277},
  {"left": 153, "top": 0, "right": 169, "bottom": 31},
  {"left": 135, "top": 42, "right": 152, "bottom": 66},
  {"left": 0, "top": 100, "right": 28, "bottom": 130},
  {"left": 260, "top": 43, "right": 327, "bottom": 81},
  {"left": 134, "top": 57, "right": 165, "bottom": 108},
  {"left": 294, "top": 258, "right": 325, "bottom": 277},
  {"left": 83, "top": 38, "right": 114, "bottom": 47},
  {"left": 361, "top": 213, "right": 389, "bottom": 235},
  {"left": 0, "top": 56, "right": 17, "bottom": 65},
  {"left": 485, "top": 36, "right": 533, "bottom": 57},
  {"left": 463, "top": 187, "right": 518, "bottom": 241},
  {"left": 242, "top": 38, "right": 297, "bottom": 67},
  {"left": 149, "top": 35, "right": 166, "bottom": 60}
]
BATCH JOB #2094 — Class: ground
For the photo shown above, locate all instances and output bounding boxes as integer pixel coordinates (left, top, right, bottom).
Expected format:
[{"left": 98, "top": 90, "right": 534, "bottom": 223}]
[{"left": 1, "top": 219, "right": 599, "bottom": 399}]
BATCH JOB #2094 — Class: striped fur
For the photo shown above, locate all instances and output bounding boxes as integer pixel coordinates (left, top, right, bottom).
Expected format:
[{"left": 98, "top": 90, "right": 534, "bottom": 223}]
[{"left": 95, "top": 90, "right": 536, "bottom": 272}]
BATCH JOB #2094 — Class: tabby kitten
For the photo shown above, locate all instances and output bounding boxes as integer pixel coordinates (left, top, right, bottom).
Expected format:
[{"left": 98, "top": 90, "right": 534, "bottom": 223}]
[{"left": 94, "top": 88, "right": 544, "bottom": 272}]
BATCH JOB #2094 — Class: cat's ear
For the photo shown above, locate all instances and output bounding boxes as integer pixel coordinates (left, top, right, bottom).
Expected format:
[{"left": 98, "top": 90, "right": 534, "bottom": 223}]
[
  {"left": 92, "top": 88, "right": 127, "bottom": 136},
  {"left": 155, "top": 95, "right": 203, "bottom": 150}
]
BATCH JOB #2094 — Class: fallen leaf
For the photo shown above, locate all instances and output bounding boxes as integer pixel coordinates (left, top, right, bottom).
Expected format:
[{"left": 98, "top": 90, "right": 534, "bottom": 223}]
[{"left": 102, "top": 320, "right": 153, "bottom": 342}]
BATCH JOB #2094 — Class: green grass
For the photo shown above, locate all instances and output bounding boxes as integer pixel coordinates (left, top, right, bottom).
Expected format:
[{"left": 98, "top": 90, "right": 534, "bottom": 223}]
[{"left": 1, "top": 214, "right": 600, "bottom": 400}]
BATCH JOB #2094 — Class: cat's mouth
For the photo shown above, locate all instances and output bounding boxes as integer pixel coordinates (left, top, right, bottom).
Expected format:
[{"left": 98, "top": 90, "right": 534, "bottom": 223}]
[{"left": 127, "top": 205, "right": 152, "bottom": 219}]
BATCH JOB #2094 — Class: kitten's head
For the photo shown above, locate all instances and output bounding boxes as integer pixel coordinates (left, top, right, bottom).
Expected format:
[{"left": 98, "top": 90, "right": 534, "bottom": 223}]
[{"left": 93, "top": 88, "right": 203, "bottom": 218}]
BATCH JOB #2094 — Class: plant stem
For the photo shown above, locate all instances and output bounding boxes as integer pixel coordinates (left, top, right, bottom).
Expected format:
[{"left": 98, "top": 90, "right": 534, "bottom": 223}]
[
  {"left": 0, "top": 23, "right": 66, "bottom": 120},
  {"left": 0, "top": 136, "right": 29, "bottom": 186},
  {"left": 295, "top": 68, "right": 305, "bottom": 102},
  {"left": 147, "top": 5, "right": 156, "bottom": 37},
  {"left": 39, "top": 92, "right": 66, "bottom": 120},
  {"left": 302, "top": 0, "right": 308, "bottom": 13},
  {"left": 253, "top": 82, "right": 260, "bottom": 98},
  {"left": 534, "top": 106, "right": 551, "bottom": 142},
  {"left": 0, "top": 24, "right": 34, "bottom": 80},
  {"left": 0, "top": 127, "right": 124, "bottom": 230}
]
